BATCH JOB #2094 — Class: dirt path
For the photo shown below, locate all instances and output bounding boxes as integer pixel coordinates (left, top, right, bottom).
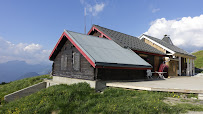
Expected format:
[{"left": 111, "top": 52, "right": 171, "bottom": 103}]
[{"left": 164, "top": 97, "right": 203, "bottom": 114}]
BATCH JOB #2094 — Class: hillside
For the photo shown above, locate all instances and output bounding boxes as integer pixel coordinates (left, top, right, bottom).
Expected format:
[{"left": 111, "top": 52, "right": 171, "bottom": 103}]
[
  {"left": 192, "top": 50, "right": 203, "bottom": 68},
  {"left": 16, "top": 72, "right": 39, "bottom": 80},
  {"left": 0, "top": 75, "right": 50, "bottom": 104},
  {"left": 1, "top": 81, "right": 203, "bottom": 113}
]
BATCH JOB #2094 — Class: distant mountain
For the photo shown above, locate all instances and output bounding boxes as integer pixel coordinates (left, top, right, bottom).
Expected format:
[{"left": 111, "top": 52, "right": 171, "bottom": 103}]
[
  {"left": 16, "top": 72, "right": 40, "bottom": 80},
  {"left": 0, "top": 60, "right": 51, "bottom": 83}
]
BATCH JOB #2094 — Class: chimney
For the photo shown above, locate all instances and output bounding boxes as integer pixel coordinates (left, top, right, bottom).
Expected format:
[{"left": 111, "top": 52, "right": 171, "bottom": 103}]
[{"left": 162, "top": 34, "right": 173, "bottom": 45}]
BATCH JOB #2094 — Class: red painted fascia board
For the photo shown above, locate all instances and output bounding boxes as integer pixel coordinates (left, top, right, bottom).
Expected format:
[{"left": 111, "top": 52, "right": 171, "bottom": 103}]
[
  {"left": 64, "top": 32, "right": 96, "bottom": 68},
  {"left": 87, "top": 26, "right": 112, "bottom": 40},
  {"left": 96, "top": 66, "right": 151, "bottom": 70},
  {"left": 87, "top": 26, "right": 94, "bottom": 35},
  {"left": 133, "top": 50, "right": 165, "bottom": 57},
  {"left": 49, "top": 32, "right": 96, "bottom": 68}
]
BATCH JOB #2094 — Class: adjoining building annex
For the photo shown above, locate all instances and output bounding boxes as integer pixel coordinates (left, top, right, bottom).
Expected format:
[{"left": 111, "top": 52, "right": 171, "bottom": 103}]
[{"left": 140, "top": 34, "right": 196, "bottom": 76}]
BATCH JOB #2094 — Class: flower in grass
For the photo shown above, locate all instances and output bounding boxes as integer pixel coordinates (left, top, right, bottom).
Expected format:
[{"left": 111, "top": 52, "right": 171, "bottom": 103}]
[{"left": 7, "top": 109, "right": 12, "bottom": 114}]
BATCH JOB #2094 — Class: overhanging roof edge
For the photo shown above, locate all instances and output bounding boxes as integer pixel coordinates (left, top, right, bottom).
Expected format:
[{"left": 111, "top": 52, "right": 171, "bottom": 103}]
[{"left": 95, "top": 62, "right": 152, "bottom": 68}]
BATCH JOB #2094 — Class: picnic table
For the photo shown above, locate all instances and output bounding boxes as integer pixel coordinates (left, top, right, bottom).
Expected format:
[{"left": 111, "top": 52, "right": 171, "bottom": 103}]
[{"left": 152, "top": 71, "right": 167, "bottom": 79}]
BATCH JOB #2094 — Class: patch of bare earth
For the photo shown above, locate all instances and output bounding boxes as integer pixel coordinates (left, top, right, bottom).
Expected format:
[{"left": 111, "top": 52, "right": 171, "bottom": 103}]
[
  {"left": 52, "top": 110, "right": 60, "bottom": 114},
  {"left": 164, "top": 97, "right": 203, "bottom": 106},
  {"left": 164, "top": 97, "right": 203, "bottom": 114}
]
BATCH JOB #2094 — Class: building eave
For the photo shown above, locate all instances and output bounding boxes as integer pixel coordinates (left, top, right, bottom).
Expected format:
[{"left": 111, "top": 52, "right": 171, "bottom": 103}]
[{"left": 140, "top": 34, "right": 175, "bottom": 54}]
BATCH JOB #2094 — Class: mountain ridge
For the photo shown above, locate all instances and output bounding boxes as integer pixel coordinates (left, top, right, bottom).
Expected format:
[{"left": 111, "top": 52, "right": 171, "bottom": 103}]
[{"left": 0, "top": 60, "right": 51, "bottom": 83}]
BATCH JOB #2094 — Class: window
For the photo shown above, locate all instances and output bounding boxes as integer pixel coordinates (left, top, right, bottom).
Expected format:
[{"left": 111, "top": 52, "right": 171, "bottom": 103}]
[
  {"left": 73, "top": 52, "right": 80, "bottom": 71},
  {"left": 61, "top": 54, "right": 68, "bottom": 70}
]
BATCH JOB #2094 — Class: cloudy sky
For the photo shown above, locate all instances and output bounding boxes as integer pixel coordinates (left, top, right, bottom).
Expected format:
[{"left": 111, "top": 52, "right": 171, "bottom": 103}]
[{"left": 0, "top": 0, "right": 203, "bottom": 65}]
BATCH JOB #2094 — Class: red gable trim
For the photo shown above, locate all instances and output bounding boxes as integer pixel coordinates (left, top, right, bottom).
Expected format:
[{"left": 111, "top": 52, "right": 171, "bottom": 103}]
[
  {"left": 49, "top": 32, "right": 66, "bottom": 60},
  {"left": 133, "top": 50, "right": 165, "bottom": 57},
  {"left": 49, "top": 32, "right": 96, "bottom": 68},
  {"left": 87, "top": 26, "right": 112, "bottom": 40},
  {"left": 96, "top": 66, "right": 151, "bottom": 70}
]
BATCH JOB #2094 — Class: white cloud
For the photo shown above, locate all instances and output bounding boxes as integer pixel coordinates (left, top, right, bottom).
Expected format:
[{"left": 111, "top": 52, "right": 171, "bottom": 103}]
[
  {"left": 80, "top": 0, "right": 85, "bottom": 4},
  {"left": 0, "top": 37, "right": 51, "bottom": 64},
  {"left": 24, "top": 43, "right": 42, "bottom": 53},
  {"left": 152, "top": 8, "right": 160, "bottom": 13},
  {"left": 145, "top": 14, "right": 203, "bottom": 52},
  {"left": 92, "top": 3, "right": 105, "bottom": 16},
  {"left": 81, "top": 0, "right": 105, "bottom": 16}
]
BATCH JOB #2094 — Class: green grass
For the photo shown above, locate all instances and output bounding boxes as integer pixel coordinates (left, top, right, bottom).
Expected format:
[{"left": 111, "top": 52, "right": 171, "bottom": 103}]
[
  {"left": 0, "top": 83, "right": 203, "bottom": 114},
  {"left": 192, "top": 50, "right": 203, "bottom": 69},
  {"left": 0, "top": 75, "right": 51, "bottom": 104}
]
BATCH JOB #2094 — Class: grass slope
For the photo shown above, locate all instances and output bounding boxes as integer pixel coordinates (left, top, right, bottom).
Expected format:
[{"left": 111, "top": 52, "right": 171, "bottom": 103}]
[
  {"left": 192, "top": 50, "right": 203, "bottom": 69},
  {"left": 0, "top": 75, "right": 50, "bottom": 104},
  {"left": 1, "top": 83, "right": 203, "bottom": 114}
]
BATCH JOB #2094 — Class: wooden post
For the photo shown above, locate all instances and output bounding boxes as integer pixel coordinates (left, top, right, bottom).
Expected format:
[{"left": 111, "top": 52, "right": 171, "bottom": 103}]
[
  {"left": 192, "top": 59, "right": 195, "bottom": 75},
  {"left": 187, "top": 58, "right": 189, "bottom": 76},
  {"left": 179, "top": 56, "right": 181, "bottom": 76},
  {"left": 190, "top": 59, "right": 192, "bottom": 76},
  {"left": 94, "top": 68, "right": 98, "bottom": 80}
]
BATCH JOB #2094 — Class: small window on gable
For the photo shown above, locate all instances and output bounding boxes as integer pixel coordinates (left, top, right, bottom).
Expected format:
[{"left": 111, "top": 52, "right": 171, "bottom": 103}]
[
  {"left": 73, "top": 52, "right": 80, "bottom": 71},
  {"left": 61, "top": 54, "right": 68, "bottom": 70}
]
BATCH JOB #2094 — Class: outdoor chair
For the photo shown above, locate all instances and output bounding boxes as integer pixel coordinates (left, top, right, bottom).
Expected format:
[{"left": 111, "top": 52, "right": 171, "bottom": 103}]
[{"left": 146, "top": 69, "right": 153, "bottom": 79}]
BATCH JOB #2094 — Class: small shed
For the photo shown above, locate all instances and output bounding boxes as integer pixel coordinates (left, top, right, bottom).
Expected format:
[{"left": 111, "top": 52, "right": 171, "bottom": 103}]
[{"left": 49, "top": 30, "right": 152, "bottom": 80}]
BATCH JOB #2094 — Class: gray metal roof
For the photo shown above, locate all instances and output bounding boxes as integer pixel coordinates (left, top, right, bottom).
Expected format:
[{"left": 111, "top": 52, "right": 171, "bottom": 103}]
[
  {"left": 65, "top": 30, "right": 152, "bottom": 68},
  {"left": 142, "top": 34, "right": 195, "bottom": 57},
  {"left": 93, "top": 25, "right": 165, "bottom": 55},
  {"left": 162, "top": 35, "right": 174, "bottom": 45}
]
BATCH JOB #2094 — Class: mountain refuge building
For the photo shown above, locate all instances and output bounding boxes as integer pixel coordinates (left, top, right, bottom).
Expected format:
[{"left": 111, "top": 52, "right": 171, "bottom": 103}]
[{"left": 47, "top": 25, "right": 195, "bottom": 89}]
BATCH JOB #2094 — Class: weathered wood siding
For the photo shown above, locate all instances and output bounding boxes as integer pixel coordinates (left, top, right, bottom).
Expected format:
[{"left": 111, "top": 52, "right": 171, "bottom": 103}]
[
  {"left": 144, "top": 38, "right": 166, "bottom": 53},
  {"left": 138, "top": 53, "right": 163, "bottom": 72},
  {"left": 97, "top": 68, "right": 146, "bottom": 80},
  {"left": 168, "top": 60, "right": 178, "bottom": 76},
  {"left": 52, "top": 40, "right": 95, "bottom": 80}
]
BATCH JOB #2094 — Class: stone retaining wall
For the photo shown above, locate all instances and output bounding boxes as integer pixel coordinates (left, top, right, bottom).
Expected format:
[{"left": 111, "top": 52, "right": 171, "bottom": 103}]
[
  {"left": 198, "top": 94, "right": 203, "bottom": 100},
  {"left": 4, "top": 82, "right": 46, "bottom": 102},
  {"left": 45, "top": 76, "right": 106, "bottom": 91}
]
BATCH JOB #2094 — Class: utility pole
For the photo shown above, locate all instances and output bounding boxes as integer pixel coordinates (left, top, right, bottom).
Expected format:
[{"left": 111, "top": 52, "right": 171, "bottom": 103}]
[{"left": 84, "top": 8, "right": 86, "bottom": 34}]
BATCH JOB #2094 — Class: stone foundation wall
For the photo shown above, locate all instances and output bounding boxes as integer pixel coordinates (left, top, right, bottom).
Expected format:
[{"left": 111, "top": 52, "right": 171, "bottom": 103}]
[{"left": 4, "top": 82, "right": 46, "bottom": 102}]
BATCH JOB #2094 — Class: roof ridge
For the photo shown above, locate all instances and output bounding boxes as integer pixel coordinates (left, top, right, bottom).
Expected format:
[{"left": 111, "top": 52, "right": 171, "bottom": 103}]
[
  {"left": 144, "top": 34, "right": 174, "bottom": 45},
  {"left": 143, "top": 34, "right": 194, "bottom": 56},
  {"left": 65, "top": 30, "right": 110, "bottom": 41},
  {"left": 93, "top": 25, "right": 165, "bottom": 55},
  {"left": 145, "top": 34, "right": 177, "bottom": 47},
  {"left": 94, "top": 25, "right": 139, "bottom": 39}
]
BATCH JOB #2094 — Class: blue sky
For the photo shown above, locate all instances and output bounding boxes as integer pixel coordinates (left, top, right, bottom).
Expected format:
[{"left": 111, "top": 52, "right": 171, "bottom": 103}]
[{"left": 0, "top": 0, "right": 203, "bottom": 64}]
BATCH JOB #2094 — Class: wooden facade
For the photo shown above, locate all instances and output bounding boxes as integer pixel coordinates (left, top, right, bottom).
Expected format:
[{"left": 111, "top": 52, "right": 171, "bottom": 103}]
[
  {"left": 143, "top": 38, "right": 166, "bottom": 53},
  {"left": 52, "top": 40, "right": 95, "bottom": 80},
  {"left": 97, "top": 68, "right": 145, "bottom": 80},
  {"left": 136, "top": 52, "right": 163, "bottom": 72},
  {"left": 52, "top": 39, "right": 146, "bottom": 80}
]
